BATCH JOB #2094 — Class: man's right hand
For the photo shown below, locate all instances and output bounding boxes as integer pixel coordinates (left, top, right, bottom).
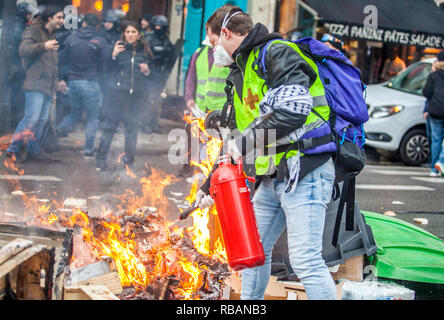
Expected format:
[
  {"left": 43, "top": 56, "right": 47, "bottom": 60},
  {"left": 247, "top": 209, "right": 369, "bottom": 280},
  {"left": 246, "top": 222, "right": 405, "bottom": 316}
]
[
  {"left": 45, "top": 39, "right": 60, "bottom": 51},
  {"left": 194, "top": 189, "right": 214, "bottom": 209}
]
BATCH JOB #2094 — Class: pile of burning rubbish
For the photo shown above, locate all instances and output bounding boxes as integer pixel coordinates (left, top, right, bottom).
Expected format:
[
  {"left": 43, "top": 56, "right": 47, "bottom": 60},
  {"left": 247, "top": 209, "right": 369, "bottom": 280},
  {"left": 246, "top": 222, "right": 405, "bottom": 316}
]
[{"left": 0, "top": 116, "right": 231, "bottom": 300}]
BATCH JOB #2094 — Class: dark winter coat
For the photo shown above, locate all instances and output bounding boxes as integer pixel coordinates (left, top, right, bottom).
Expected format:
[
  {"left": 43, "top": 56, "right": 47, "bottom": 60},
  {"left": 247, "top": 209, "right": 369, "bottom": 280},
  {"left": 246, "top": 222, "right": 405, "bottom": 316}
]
[
  {"left": 98, "top": 26, "right": 120, "bottom": 47},
  {"left": 19, "top": 17, "right": 58, "bottom": 96},
  {"left": 59, "top": 27, "right": 109, "bottom": 82},
  {"left": 105, "top": 41, "right": 151, "bottom": 95},
  {"left": 423, "top": 69, "right": 444, "bottom": 119}
]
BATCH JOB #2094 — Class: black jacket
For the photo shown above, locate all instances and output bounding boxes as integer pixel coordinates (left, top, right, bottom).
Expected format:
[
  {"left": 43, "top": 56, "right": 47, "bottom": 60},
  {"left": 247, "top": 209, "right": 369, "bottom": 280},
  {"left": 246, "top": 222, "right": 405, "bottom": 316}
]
[
  {"left": 60, "top": 27, "right": 109, "bottom": 82},
  {"left": 106, "top": 42, "right": 151, "bottom": 94},
  {"left": 423, "top": 69, "right": 444, "bottom": 119},
  {"left": 98, "top": 27, "right": 120, "bottom": 47}
]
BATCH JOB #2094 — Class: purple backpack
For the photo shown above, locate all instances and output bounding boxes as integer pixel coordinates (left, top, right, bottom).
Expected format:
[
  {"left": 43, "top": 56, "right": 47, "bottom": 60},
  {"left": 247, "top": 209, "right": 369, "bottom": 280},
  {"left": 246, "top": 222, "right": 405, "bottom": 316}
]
[
  {"left": 259, "top": 37, "right": 369, "bottom": 176},
  {"left": 259, "top": 38, "right": 369, "bottom": 246}
]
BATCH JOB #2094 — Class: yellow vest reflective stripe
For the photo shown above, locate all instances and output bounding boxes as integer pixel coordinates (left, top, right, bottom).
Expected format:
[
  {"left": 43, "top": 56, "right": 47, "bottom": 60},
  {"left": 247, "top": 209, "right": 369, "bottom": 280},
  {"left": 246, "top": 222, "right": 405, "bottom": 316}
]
[{"left": 195, "top": 46, "right": 230, "bottom": 111}]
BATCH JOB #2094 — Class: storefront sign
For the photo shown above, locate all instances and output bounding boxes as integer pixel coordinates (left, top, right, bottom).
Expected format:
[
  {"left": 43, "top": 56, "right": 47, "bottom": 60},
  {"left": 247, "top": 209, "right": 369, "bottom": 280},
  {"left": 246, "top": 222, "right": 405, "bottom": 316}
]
[{"left": 325, "top": 22, "right": 444, "bottom": 49}]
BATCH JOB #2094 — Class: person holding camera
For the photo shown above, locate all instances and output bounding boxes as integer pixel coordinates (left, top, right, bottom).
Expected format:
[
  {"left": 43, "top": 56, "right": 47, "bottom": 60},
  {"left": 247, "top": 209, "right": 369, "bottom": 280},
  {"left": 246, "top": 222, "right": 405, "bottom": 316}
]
[
  {"left": 6, "top": 5, "right": 65, "bottom": 163},
  {"left": 95, "top": 21, "right": 152, "bottom": 171}
]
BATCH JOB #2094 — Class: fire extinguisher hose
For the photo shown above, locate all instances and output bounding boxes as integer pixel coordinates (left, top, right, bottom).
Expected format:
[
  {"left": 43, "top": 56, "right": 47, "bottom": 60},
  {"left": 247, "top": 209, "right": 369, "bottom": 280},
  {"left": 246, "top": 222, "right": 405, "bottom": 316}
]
[{"left": 179, "top": 205, "right": 198, "bottom": 220}]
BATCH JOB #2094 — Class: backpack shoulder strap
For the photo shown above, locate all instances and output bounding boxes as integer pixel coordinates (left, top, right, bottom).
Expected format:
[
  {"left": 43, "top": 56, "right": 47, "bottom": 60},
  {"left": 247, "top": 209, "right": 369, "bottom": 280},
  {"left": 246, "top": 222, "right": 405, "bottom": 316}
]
[
  {"left": 332, "top": 172, "right": 357, "bottom": 247},
  {"left": 256, "top": 39, "right": 285, "bottom": 84}
]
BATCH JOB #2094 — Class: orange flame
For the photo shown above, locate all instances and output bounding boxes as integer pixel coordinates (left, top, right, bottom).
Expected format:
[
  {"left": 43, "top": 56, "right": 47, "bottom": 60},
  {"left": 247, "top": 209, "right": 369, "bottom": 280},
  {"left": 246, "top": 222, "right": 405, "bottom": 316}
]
[
  {"left": 0, "top": 123, "right": 229, "bottom": 299},
  {"left": 184, "top": 113, "right": 227, "bottom": 261}
]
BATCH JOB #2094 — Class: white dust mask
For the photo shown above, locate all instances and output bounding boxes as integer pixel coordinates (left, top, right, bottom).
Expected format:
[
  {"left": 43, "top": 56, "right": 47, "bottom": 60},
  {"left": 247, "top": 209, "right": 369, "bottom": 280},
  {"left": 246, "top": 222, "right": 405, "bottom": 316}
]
[
  {"left": 213, "top": 43, "right": 233, "bottom": 67},
  {"left": 213, "top": 11, "right": 242, "bottom": 67}
]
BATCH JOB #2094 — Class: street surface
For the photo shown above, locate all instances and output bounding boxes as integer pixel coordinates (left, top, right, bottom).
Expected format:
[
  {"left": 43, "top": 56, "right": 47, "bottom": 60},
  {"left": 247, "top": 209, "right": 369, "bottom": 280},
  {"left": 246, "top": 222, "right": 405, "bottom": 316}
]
[{"left": 0, "top": 120, "right": 443, "bottom": 240}]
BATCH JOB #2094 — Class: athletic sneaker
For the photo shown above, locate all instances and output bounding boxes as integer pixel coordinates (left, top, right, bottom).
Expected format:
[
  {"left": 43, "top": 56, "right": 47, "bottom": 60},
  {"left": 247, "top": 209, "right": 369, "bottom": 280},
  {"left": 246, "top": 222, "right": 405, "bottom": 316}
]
[
  {"left": 435, "top": 162, "right": 444, "bottom": 176},
  {"left": 84, "top": 150, "right": 95, "bottom": 158}
]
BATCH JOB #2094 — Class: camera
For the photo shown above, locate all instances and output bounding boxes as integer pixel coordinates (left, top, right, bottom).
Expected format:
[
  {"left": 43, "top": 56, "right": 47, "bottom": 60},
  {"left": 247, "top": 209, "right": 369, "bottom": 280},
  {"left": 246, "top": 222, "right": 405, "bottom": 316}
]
[{"left": 119, "top": 41, "right": 133, "bottom": 51}]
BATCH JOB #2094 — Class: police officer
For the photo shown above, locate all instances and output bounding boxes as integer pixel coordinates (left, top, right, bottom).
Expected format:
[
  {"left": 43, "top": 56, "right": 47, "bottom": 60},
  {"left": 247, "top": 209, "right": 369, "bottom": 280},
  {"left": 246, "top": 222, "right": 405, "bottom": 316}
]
[
  {"left": 143, "top": 15, "right": 176, "bottom": 134},
  {"left": 99, "top": 9, "right": 122, "bottom": 46}
]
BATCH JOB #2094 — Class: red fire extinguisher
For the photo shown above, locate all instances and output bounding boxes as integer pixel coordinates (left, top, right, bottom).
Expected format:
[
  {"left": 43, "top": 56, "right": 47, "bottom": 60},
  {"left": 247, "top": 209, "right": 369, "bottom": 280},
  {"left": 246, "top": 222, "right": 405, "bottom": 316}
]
[{"left": 209, "top": 156, "right": 265, "bottom": 271}]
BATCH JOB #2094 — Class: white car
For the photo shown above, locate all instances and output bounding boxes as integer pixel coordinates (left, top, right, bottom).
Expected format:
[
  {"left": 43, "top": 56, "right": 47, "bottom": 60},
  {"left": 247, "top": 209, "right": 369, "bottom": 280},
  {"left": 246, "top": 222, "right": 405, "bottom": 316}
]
[{"left": 364, "top": 58, "right": 436, "bottom": 165}]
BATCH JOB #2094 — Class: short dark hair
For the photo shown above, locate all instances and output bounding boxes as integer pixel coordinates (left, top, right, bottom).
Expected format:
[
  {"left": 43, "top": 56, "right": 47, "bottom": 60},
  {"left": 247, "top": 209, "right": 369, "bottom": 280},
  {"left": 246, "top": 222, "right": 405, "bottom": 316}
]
[
  {"left": 206, "top": 5, "right": 252, "bottom": 36},
  {"left": 83, "top": 13, "right": 99, "bottom": 27},
  {"left": 40, "top": 5, "right": 63, "bottom": 23}
]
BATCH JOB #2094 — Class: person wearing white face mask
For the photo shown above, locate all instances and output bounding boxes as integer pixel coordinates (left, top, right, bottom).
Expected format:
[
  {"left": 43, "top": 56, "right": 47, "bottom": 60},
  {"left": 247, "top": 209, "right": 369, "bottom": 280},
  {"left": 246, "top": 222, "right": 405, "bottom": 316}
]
[
  {"left": 179, "top": 30, "right": 231, "bottom": 179},
  {"left": 193, "top": 5, "right": 337, "bottom": 300}
]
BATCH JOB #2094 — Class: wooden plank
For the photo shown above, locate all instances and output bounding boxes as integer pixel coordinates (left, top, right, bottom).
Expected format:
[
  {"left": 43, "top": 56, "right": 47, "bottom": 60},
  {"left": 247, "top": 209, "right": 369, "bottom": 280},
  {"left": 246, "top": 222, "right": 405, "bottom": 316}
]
[
  {"left": 78, "top": 271, "right": 122, "bottom": 295},
  {"left": 80, "top": 285, "right": 119, "bottom": 300},
  {"left": 0, "top": 245, "right": 48, "bottom": 279},
  {"left": 0, "top": 235, "right": 61, "bottom": 251},
  {"left": 15, "top": 248, "right": 54, "bottom": 300},
  {"left": 0, "top": 224, "right": 73, "bottom": 300},
  {"left": 64, "top": 271, "right": 123, "bottom": 300},
  {"left": 63, "top": 287, "right": 91, "bottom": 300},
  {"left": 0, "top": 224, "right": 68, "bottom": 241},
  {"left": 0, "top": 238, "right": 33, "bottom": 265}
]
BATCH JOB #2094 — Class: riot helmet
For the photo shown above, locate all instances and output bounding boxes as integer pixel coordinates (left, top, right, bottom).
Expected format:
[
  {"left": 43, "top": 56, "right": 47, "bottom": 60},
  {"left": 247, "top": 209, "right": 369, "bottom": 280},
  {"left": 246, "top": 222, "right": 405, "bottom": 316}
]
[{"left": 150, "top": 15, "right": 168, "bottom": 34}]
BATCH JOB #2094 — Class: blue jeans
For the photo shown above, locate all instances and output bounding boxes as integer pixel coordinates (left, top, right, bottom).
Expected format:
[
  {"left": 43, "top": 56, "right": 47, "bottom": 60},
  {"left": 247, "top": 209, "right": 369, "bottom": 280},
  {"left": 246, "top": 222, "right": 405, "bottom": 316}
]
[
  {"left": 7, "top": 91, "right": 52, "bottom": 155},
  {"left": 57, "top": 80, "right": 102, "bottom": 152},
  {"left": 241, "top": 158, "right": 337, "bottom": 300},
  {"left": 429, "top": 117, "right": 444, "bottom": 168}
]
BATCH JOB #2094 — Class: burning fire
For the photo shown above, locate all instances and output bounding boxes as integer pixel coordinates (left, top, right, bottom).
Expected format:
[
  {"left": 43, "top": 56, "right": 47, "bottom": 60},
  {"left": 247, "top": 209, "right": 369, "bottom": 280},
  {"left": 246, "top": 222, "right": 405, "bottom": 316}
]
[
  {"left": 0, "top": 114, "right": 229, "bottom": 299},
  {"left": 182, "top": 113, "right": 227, "bottom": 261}
]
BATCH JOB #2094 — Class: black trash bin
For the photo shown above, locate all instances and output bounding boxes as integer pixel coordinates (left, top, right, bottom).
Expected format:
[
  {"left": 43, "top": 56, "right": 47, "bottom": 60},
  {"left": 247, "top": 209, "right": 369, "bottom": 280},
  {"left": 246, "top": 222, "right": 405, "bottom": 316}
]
[{"left": 271, "top": 197, "right": 378, "bottom": 280}]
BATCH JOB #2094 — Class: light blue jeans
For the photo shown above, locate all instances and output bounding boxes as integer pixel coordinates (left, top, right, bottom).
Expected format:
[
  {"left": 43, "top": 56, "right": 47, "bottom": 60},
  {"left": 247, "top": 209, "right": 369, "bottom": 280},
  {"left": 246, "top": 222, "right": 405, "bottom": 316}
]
[
  {"left": 241, "top": 158, "right": 337, "bottom": 300},
  {"left": 429, "top": 117, "right": 444, "bottom": 169},
  {"left": 57, "top": 80, "right": 102, "bottom": 153},
  {"left": 7, "top": 91, "right": 52, "bottom": 155}
]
